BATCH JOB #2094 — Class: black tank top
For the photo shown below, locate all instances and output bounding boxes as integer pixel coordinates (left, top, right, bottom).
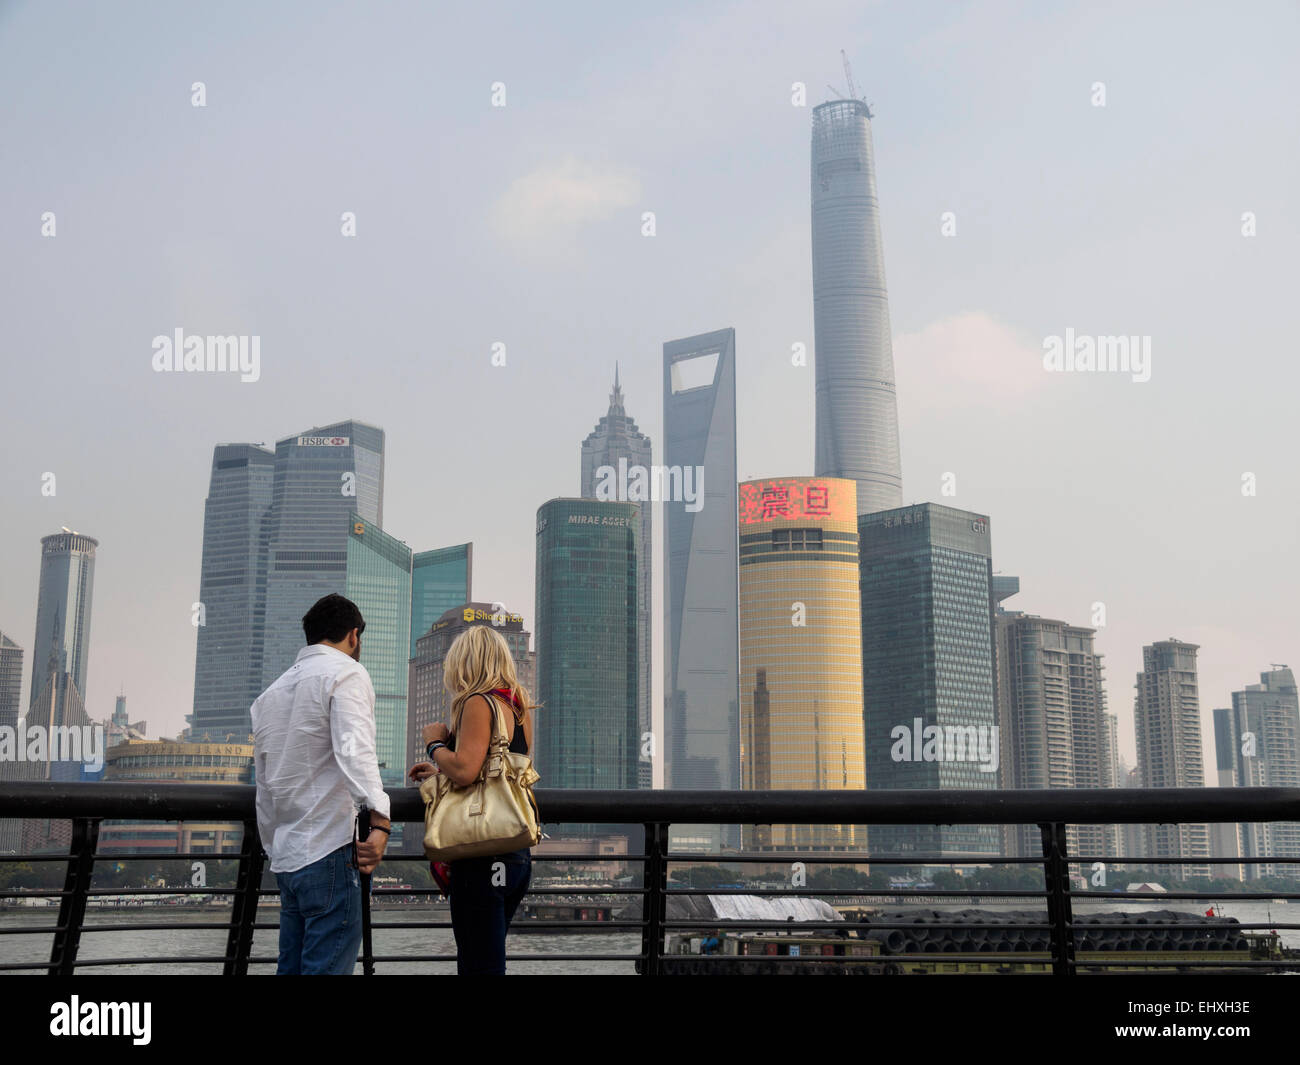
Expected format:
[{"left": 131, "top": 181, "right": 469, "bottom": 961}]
[{"left": 447, "top": 692, "right": 528, "bottom": 755}]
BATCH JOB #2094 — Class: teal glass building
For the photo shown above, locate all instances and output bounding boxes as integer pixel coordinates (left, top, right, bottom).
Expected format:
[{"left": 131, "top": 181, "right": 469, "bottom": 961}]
[
  {"left": 346, "top": 513, "right": 412, "bottom": 790},
  {"left": 410, "top": 544, "right": 472, "bottom": 657},
  {"left": 859, "top": 503, "right": 1000, "bottom": 857},
  {"left": 534, "top": 499, "right": 639, "bottom": 796}
]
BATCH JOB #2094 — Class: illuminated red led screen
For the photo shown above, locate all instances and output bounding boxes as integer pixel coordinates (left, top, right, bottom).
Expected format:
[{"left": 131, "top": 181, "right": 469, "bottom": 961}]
[{"left": 739, "top": 479, "right": 853, "bottom": 525}]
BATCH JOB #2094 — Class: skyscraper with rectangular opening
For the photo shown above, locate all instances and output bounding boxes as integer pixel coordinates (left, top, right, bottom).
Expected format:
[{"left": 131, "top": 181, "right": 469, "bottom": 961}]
[
  {"left": 663, "top": 329, "right": 738, "bottom": 815},
  {"left": 812, "top": 99, "right": 903, "bottom": 515}
]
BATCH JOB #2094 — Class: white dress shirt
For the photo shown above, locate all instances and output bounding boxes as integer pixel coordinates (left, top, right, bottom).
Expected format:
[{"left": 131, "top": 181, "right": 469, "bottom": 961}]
[{"left": 252, "top": 643, "right": 391, "bottom": 873}]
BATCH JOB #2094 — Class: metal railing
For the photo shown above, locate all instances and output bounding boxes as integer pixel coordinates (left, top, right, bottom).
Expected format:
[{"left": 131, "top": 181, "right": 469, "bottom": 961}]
[{"left": 2, "top": 782, "right": 1300, "bottom": 975}]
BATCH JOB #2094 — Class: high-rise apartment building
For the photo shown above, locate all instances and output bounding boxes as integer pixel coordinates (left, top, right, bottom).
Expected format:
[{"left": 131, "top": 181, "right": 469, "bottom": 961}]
[
  {"left": 1216, "top": 668, "right": 1300, "bottom": 880},
  {"left": 1103, "top": 711, "right": 1121, "bottom": 860},
  {"left": 738, "top": 477, "right": 865, "bottom": 852},
  {"left": 995, "top": 613, "right": 1108, "bottom": 858},
  {"left": 191, "top": 443, "right": 274, "bottom": 740},
  {"left": 811, "top": 99, "right": 902, "bottom": 515},
  {"left": 581, "top": 368, "right": 653, "bottom": 790},
  {"left": 1134, "top": 639, "right": 1211, "bottom": 879},
  {"left": 1211, "top": 707, "right": 1245, "bottom": 881},
  {"left": 663, "top": 329, "right": 739, "bottom": 821},
  {"left": 859, "top": 504, "right": 999, "bottom": 857}
]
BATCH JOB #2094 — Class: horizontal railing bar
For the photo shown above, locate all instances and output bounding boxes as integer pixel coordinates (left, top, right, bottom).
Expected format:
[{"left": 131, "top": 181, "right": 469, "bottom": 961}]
[
  {"left": 6, "top": 782, "right": 1300, "bottom": 824},
  {"left": 662, "top": 888, "right": 1050, "bottom": 897},
  {"left": 367, "top": 920, "right": 645, "bottom": 930},
  {"left": 1071, "top": 858, "right": 1300, "bottom": 868},
  {"left": 1069, "top": 890, "right": 1300, "bottom": 900},
  {"left": 0, "top": 890, "right": 69, "bottom": 899}
]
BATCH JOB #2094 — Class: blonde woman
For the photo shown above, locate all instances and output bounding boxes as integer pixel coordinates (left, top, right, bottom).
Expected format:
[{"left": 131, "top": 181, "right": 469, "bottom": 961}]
[{"left": 408, "top": 625, "right": 535, "bottom": 975}]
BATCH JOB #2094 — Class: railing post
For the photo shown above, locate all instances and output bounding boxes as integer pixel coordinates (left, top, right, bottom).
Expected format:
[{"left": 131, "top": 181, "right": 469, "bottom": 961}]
[
  {"left": 1040, "top": 820, "right": 1076, "bottom": 977},
  {"left": 641, "top": 822, "right": 667, "bottom": 975},
  {"left": 360, "top": 867, "right": 374, "bottom": 976},
  {"left": 49, "top": 817, "right": 99, "bottom": 976},
  {"left": 224, "top": 819, "right": 266, "bottom": 976}
]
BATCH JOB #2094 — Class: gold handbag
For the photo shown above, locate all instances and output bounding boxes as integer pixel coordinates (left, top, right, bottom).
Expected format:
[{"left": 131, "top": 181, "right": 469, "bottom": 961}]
[{"left": 419, "top": 692, "right": 541, "bottom": 861}]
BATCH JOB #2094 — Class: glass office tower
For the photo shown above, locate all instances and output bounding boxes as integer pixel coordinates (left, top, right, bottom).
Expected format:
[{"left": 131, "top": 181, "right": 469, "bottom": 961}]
[
  {"left": 581, "top": 367, "right": 653, "bottom": 789},
  {"left": 260, "top": 421, "right": 385, "bottom": 691},
  {"left": 190, "top": 443, "right": 274, "bottom": 740},
  {"left": 859, "top": 504, "right": 999, "bottom": 857},
  {"left": 346, "top": 514, "right": 412, "bottom": 790},
  {"left": 29, "top": 530, "right": 97, "bottom": 711},
  {"left": 410, "top": 544, "right": 472, "bottom": 658},
  {"left": 811, "top": 99, "right": 903, "bottom": 515},
  {"left": 663, "top": 329, "right": 739, "bottom": 819},
  {"left": 738, "top": 477, "right": 865, "bottom": 852},
  {"left": 535, "top": 498, "right": 639, "bottom": 797}
]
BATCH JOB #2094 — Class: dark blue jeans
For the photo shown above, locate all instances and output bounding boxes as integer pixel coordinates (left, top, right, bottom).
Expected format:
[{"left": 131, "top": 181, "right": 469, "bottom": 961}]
[
  {"left": 448, "top": 848, "right": 531, "bottom": 975},
  {"left": 275, "top": 843, "right": 362, "bottom": 975}
]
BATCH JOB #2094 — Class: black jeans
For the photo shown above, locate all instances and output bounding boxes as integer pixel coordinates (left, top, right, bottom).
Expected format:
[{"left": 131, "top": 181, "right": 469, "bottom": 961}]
[{"left": 448, "top": 848, "right": 531, "bottom": 975}]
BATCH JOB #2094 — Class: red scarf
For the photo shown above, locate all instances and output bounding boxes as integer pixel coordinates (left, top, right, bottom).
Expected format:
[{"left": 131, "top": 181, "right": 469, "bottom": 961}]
[{"left": 491, "top": 687, "right": 522, "bottom": 709}]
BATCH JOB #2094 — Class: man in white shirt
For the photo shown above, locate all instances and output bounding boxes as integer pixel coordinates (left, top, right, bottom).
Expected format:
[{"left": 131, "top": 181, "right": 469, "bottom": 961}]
[{"left": 252, "top": 593, "right": 392, "bottom": 975}]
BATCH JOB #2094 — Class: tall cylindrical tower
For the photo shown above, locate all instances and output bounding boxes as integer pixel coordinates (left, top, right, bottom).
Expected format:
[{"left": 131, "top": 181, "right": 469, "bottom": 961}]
[{"left": 811, "top": 99, "right": 903, "bottom": 515}]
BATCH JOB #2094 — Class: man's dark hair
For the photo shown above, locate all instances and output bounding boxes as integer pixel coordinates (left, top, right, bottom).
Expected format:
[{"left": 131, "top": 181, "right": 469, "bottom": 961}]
[{"left": 302, "top": 593, "right": 366, "bottom": 645}]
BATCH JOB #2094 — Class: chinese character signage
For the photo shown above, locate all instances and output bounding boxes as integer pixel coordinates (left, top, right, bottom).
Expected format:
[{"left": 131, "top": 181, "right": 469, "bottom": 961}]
[{"left": 739, "top": 478, "right": 853, "bottom": 525}]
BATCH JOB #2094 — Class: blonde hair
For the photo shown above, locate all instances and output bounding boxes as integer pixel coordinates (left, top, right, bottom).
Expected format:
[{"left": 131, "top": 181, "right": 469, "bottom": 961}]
[{"left": 443, "top": 624, "right": 534, "bottom": 729}]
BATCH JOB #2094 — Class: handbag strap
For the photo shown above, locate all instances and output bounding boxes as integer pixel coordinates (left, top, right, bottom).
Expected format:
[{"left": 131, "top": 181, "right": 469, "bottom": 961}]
[{"left": 453, "top": 691, "right": 510, "bottom": 785}]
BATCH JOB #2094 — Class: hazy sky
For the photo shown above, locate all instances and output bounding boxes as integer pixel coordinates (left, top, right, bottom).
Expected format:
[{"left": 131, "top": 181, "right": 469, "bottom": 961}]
[{"left": 2, "top": 0, "right": 1297, "bottom": 781}]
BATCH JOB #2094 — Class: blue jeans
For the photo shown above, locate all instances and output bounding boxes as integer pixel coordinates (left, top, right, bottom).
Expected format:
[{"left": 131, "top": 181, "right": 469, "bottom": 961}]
[
  {"left": 275, "top": 843, "right": 363, "bottom": 975},
  {"left": 448, "top": 848, "right": 531, "bottom": 975}
]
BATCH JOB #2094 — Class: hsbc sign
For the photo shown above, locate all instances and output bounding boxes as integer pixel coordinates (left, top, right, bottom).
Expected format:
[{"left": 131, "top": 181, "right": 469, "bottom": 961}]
[{"left": 296, "top": 436, "right": 350, "bottom": 447}]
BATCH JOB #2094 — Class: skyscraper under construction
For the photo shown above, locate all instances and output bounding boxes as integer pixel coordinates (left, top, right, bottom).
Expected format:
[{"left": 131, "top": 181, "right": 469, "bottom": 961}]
[{"left": 811, "top": 96, "right": 903, "bottom": 515}]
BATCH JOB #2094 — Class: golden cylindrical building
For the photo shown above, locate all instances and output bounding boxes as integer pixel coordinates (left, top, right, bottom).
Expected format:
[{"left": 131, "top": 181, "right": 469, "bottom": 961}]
[{"left": 738, "top": 477, "right": 865, "bottom": 852}]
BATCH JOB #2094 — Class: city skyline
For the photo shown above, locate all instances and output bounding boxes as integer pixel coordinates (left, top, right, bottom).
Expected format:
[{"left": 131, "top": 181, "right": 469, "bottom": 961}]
[{"left": 2, "top": 3, "right": 1297, "bottom": 781}]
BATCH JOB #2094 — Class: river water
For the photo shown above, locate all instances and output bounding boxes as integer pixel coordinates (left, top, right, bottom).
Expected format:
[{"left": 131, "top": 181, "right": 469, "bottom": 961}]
[{"left": 1, "top": 898, "right": 1295, "bottom": 975}]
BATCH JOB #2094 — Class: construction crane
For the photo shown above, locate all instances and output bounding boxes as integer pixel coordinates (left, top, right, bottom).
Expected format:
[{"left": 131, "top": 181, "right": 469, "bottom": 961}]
[
  {"left": 826, "top": 50, "right": 874, "bottom": 117},
  {"left": 841, "top": 49, "right": 858, "bottom": 100}
]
